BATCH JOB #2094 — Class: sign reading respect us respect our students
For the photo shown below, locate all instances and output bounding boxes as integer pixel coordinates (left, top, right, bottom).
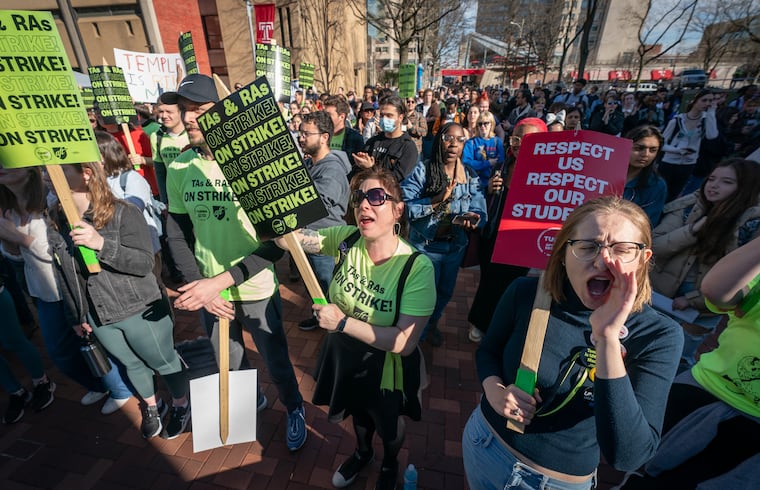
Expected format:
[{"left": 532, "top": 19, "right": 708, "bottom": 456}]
[
  {"left": 197, "top": 77, "right": 327, "bottom": 241},
  {"left": 0, "top": 10, "right": 100, "bottom": 167},
  {"left": 491, "top": 130, "right": 630, "bottom": 269}
]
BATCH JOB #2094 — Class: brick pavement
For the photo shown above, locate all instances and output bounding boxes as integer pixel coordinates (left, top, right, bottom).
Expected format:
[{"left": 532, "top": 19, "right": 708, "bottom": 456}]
[{"left": 0, "top": 259, "right": 626, "bottom": 489}]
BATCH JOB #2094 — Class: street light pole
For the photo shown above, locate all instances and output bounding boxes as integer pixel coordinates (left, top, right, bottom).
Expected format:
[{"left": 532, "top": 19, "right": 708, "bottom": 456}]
[{"left": 245, "top": 0, "right": 257, "bottom": 73}]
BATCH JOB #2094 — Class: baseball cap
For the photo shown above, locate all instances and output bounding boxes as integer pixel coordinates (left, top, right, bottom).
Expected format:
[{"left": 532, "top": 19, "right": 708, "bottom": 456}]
[
  {"left": 361, "top": 101, "right": 375, "bottom": 112},
  {"left": 176, "top": 74, "right": 219, "bottom": 103},
  {"left": 157, "top": 91, "right": 179, "bottom": 105}
]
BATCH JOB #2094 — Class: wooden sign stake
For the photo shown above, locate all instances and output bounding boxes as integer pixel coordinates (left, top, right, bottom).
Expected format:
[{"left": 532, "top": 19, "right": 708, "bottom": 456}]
[
  {"left": 218, "top": 316, "right": 230, "bottom": 444},
  {"left": 282, "top": 232, "right": 326, "bottom": 304}
]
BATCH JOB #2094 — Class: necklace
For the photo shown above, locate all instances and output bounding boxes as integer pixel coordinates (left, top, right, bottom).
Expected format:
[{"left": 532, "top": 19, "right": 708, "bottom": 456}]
[{"left": 686, "top": 112, "right": 701, "bottom": 120}]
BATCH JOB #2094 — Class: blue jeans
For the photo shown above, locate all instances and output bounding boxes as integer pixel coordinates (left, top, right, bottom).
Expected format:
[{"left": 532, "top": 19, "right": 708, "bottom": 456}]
[
  {"left": 201, "top": 290, "right": 303, "bottom": 412},
  {"left": 412, "top": 239, "right": 466, "bottom": 338},
  {"left": 0, "top": 288, "right": 44, "bottom": 393},
  {"left": 463, "top": 406, "right": 596, "bottom": 490},
  {"left": 307, "top": 252, "right": 335, "bottom": 300},
  {"left": 35, "top": 299, "right": 132, "bottom": 398}
]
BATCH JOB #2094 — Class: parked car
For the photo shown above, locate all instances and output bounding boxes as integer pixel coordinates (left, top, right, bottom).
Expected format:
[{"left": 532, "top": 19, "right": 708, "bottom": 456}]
[{"left": 673, "top": 69, "right": 707, "bottom": 89}]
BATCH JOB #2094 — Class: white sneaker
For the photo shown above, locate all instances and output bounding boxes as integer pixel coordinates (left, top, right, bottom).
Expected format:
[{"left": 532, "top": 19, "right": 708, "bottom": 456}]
[
  {"left": 468, "top": 327, "right": 483, "bottom": 343},
  {"left": 81, "top": 391, "right": 109, "bottom": 406},
  {"left": 101, "top": 397, "right": 131, "bottom": 415}
]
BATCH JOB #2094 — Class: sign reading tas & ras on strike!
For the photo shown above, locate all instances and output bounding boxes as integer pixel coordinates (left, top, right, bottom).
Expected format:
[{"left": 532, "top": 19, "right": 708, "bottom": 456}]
[
  {"left": 492, "top": 130, "right": 631, "bottom": 269},
  {"left": 0, "top": 10, "right": 100, "bottom": 167},
  {"left": 197, "top": 76, "right": 327, "bottom": 241}
]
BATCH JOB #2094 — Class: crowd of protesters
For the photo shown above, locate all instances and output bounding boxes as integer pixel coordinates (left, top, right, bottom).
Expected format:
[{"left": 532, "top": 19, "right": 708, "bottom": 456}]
[{"left": 1, "top": 73, "right": 759, "bottom": 489}]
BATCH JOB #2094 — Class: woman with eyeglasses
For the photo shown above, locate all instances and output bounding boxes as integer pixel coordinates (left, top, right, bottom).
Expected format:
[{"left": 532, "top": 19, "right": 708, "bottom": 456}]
[
  {"left": 650, "top": 158, "right": 760, "bottom": 373},
  {"left": 284, "top": 168, "right": 435, "bottom": 489},
  {"left": 623, "top": 125, "right": 668, "bottom": 227},
  {"left": 462, "top": 111, "right": 505, "bottom": 191},
  {"left": 467, "top": 118, "right": 546, "bottom": 342},
  {"left": 463, "top": 196, "right": 683, "bottom": 490},
  {"left": 400, "top": 122, "right": 487, "bottom": 347}
]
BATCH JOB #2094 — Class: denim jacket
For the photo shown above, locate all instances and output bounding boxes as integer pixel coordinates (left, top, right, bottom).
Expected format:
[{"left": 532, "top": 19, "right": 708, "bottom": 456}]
[
  {"left": 401, "top": 161, "right": 487, "bottom": 248},
  {"left": 49, "top": 201, "right": 161, "bottom": 327}
]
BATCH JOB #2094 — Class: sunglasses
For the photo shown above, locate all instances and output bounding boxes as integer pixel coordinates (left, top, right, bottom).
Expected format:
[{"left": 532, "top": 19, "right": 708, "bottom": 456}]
[
  {"left": 477, "top": 122, "right": 490, "bottom": 126},
  {"left": 406, "top": 99, "right": 416, "bottom": 104},
  {"left": 351, "top": 187, "right": 395, "bottom": 207}
]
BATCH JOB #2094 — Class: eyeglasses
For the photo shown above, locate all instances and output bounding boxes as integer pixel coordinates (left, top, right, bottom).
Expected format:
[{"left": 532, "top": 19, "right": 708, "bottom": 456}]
[
  {"left": 406, "top": 99, "right": 416, "bottom": 104},
  {"left": 442, "top": 134, "right": 467, "bottom": 143},
  {"left": 509, "top": 135, "right": 522, "bottom": 146},
  {"left": 298, "top": 131, "right": 322, "bottom": 138},
  {"left": 477, "top": 122, "right": 491, "bottom": 126},
  {"left": 350, "top": 187, "right": 395, "bottom": 207},
  {"left": 567, "top": 239, "right": 646, "bottom": 263}
]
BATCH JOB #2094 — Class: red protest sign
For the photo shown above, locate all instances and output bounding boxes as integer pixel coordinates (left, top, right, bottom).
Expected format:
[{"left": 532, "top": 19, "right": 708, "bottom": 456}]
[{"left": 492, "top": 130, "right": 630, "bottom": 269}]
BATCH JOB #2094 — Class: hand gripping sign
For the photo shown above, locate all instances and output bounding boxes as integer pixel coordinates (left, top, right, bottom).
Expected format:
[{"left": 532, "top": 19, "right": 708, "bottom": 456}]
[
  {"left": 491, "top": 130, "right": 630, "bottom": 432},
  {"left": 0, "top": 10, "right": 103, "bottom": 272}
]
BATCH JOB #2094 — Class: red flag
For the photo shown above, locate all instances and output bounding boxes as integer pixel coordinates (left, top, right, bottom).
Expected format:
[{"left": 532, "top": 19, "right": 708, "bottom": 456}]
[{"left": 254, "top": 4, "right": 276, "bottom": 44}]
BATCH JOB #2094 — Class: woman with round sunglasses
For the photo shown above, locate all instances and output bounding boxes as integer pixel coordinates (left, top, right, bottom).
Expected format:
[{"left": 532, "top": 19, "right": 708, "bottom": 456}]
[
  {"left": 400, "top": 122, "right": 486, "bottom": 347},
  {"left": 462, "top": 111, "right": 505, "bottom": 191},
  {"left": 462, "top": 196, "right": 683, "bottom": 490},
  {"left": 285, "top": 168, "right": 435, "bottom": 489}
]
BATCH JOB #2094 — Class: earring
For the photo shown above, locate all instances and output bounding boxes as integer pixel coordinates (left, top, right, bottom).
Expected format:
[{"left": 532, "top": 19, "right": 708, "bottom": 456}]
[{"left": 393, "top": 222, "right": 401, "bottom": 235}]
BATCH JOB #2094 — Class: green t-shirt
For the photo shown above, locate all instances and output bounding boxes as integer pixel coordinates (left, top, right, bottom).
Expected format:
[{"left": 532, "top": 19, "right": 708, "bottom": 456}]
[
  {"left": 167, "top": 149, "right": 276, "bottom": 301},
  {"left": 330, "top": 130, "right": 345, "bottom": 151},
  {"left": 319, "top": 226, "right": 435, "bottom": 325},
  {"left": 141, "top": 120, "right": 161, "bottom": 137},
  {"left": 693, "top": 273, "right": 760, "bottom": 417},
  {"left": 150, "top": 130, "right": 189, "bottom": 165}
]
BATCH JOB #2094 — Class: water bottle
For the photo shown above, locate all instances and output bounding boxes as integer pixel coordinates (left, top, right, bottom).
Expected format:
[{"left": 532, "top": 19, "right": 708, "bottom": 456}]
[
  {"left": 80, "top": 332, "right": 111, "bottom": 377},
  {"left": 403, "top": 463, "right": 417, "bottom": 490}
]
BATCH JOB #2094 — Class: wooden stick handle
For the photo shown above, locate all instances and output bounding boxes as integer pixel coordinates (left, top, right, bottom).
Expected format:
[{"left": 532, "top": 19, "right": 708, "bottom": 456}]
[
  {"left": 218, "top": 315, "right": 229, "bottom": 444},
  {"left": 282, "top": 232, "right": 326, "bottom": 304},
  {"left": 507, "top": 272, "right": 551, "bottom": 434},
  {"left": 46, "top": 166, "right": 101, "bottom": 273},
  {"left": 213, "top": 73, "right": 231, "bottom": 97}
]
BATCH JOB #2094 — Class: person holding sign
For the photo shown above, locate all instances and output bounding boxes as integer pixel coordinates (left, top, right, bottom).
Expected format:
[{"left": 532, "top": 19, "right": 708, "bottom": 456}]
[
  {"left": 650, "top": 158, "right": 760, "bottom": 372},
  {"left": 284, "top": 168, "right": 435, "bottom": 490},
  {"left": 401, "top": 122, "right": 486, "bottom": 346},
  {"left": 462, "top": 196, "right": 683, "bottom": 489},
  {"left": 47, "top": 162, "right": 190, "bottom": 439},
  {"left": 165, "top": 75, "right": 308, "bottom": 452},
  {"left": 353, "top": 96, "right": 419, "bottom": 184}
]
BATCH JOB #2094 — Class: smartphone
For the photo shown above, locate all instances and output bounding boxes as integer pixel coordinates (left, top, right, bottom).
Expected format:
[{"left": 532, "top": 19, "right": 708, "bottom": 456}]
[{"left": 452, "top": 214, "right": 480, "bottom": 226}]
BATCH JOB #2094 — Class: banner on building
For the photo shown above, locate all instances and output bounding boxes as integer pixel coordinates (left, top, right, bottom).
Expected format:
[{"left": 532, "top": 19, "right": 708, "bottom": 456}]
[
  {"left": 88, "top": 65, "right": 138, "bottom": 125},
  {"left": 197, "top": 77, "right": 327, "bottom": 241},
  {"left": 113, "top": 48, "right": 184, "bottom": 103},
  {"left": 0, "top": 10, "right": 100, "bottom": 168},
  {"left": 254, "top": 4, "right": 276, "bottom": 44},
  {"left": 255, "top": 44, "right": 291, "bottom": 102},
  {"left": 178, "top": 32, "right": 199, "bottom": 75},
  {"left": 491, "top": 131, "right": 630, "bottom": 269},
  {"left": 299, "top": 63, "right": 314, "bottom": 89},
  {"left": 398, "top": 64, "right": 416, "bottom": 98}
]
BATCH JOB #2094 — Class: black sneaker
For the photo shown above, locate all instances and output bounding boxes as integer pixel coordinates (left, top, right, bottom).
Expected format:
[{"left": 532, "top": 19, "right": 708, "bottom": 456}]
[
  {"left": 141, "top": 404, "right": 163, "bottom": 438},
  {"left": 163, "top": 404, "right": 191, "bottom": 439},
  {"left": 30, "top": 380, "right": 56, "bottom": 411},
  {"left": 298, "top": 317, "right": 319, "bottom": 331},
  {"left": 332, "top": 450, "right": 374, "bottom": 488},
  {"left": 3, "top": 390, "right": 31, "bottom": 424},
  {"left": 427, "top": 324, "right": 443, "bottom": 347},
  {"left": 375, "top": 462, "right": 398, "bottom": 490}
]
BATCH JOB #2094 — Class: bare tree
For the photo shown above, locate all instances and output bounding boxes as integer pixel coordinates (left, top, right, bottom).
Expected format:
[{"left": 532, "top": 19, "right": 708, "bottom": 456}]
[
  {"left": 523, "top": 1, "right": 565, "bottom": 84},
  {"left": 298, "top": 0, "right": 347, "bottom": 93},
  {"left": 420, "top": 1, "right": 472, "bottom": 88},
  {"left": 576, "top": 0, "right": 600, "bottom": 77},
  {"left": 556, "top": 4, "right": 586, "bottom": 84},
  {"left": 347, "top": 0, "right": 462, "bottom": 65},
  {"left": 689, "top": 1, "right": 742, "bottom": 74},
  {"left": 631, "top": 0, "right": 698, "bottom": 89}
]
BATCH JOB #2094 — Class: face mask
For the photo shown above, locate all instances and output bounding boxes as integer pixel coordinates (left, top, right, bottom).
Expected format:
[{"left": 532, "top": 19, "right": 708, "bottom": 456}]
[{"left": 379, "top": 117, "right": 396, "bottom": 133}]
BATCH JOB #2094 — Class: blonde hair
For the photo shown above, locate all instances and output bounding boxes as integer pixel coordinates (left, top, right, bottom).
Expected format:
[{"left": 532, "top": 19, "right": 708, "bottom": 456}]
[
  {"left": 476, "top": 111, "right": 496, "bottom": 138},
  {"left": 543, "top": 196, "right": 653, "bottom": 312}
]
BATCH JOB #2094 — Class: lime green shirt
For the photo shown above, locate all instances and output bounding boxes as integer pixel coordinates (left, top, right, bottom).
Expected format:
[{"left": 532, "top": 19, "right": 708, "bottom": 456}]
[
  {"left": 693, "top": 274, "right": 760, "bottom": 417},
  {"left": 167, "top": 149, "right": 276, "bottom": 301},
  {"left": 330, "top": 130, "right": 345, "bottom": 151},
  {"left": 319, "top": 226, "right": 435, "bottom": 325},
  {"left": 150, "top": 129, "right": 189, "bottom": 165}
]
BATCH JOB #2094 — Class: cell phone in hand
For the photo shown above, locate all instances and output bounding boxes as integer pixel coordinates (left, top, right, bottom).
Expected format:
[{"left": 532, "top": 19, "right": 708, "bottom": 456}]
[{"left": 452, "top": 214, "right": 480, "bottom": 226}]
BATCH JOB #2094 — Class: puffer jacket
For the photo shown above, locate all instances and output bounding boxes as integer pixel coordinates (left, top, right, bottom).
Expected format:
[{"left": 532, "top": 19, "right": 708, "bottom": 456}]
[
  {"left": 651, "top": 192, "right": 760, "bottom": 310},
  {"left": 49, "top": 201, "right": 161, "bottom": 327}
]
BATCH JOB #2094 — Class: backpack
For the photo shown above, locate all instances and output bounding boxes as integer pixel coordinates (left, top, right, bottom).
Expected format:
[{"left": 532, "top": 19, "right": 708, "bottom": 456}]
[
  {"left": 333, "top": 229, "right": 421, "bottom": 325},
  {"left": 119, "top": 171, "right": 166, "bottom": 235}
]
